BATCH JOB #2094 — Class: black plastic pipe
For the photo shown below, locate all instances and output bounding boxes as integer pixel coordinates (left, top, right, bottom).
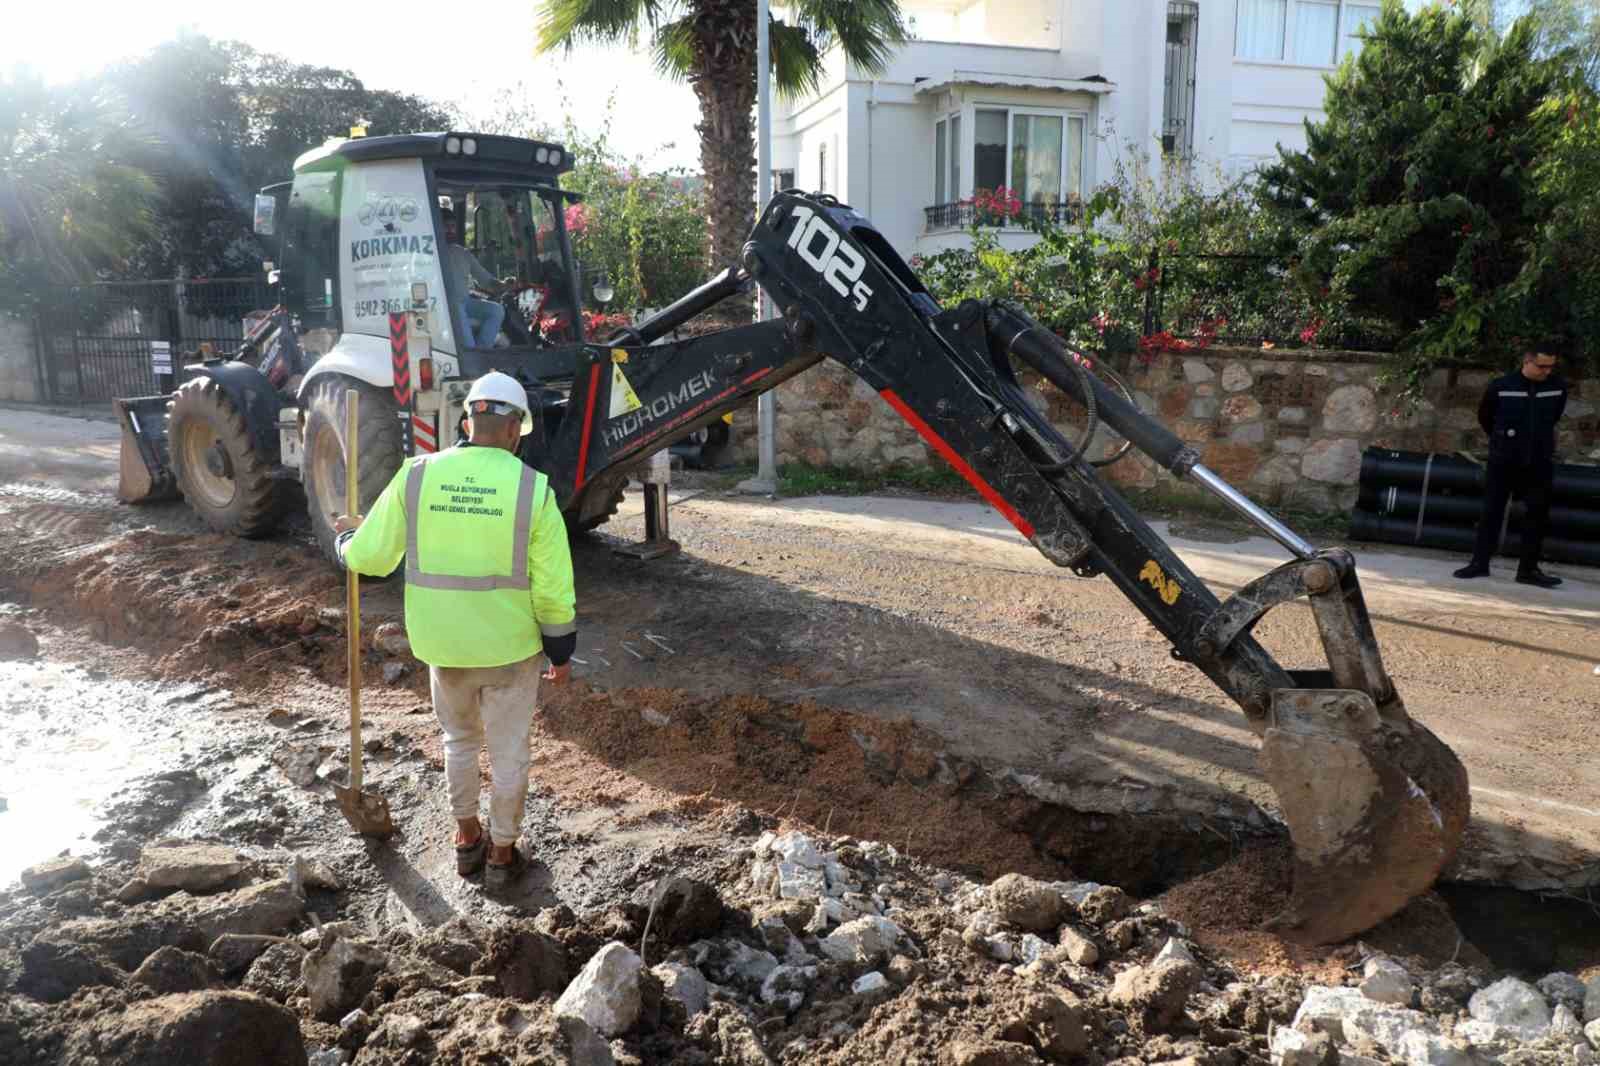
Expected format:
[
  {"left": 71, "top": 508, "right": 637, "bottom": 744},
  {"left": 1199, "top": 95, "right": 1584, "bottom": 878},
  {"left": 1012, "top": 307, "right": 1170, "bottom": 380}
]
[
  {"left": 1349, "top": 510, "right": 1600, "bottom": 567},
  {"left": 1360, "top": 449, "right": 1600, "bottom": 505},
  {"left": 1358, "top": 486, "right": 1600, "bottom": 540}
]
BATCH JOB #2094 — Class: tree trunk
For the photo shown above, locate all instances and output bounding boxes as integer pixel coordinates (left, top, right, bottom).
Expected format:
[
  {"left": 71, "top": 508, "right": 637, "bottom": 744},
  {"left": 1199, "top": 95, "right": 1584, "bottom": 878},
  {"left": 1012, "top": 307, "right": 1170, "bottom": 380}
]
[{"left": 687, "top": 0, "right": 758, "bottom": 306}]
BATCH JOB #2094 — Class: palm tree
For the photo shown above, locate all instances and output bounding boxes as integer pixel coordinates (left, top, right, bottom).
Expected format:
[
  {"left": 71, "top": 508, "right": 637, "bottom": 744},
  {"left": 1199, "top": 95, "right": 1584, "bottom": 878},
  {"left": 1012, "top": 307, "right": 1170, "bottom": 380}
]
[{"left": 535, "top": 0, "right": 908, "bottom": 278}]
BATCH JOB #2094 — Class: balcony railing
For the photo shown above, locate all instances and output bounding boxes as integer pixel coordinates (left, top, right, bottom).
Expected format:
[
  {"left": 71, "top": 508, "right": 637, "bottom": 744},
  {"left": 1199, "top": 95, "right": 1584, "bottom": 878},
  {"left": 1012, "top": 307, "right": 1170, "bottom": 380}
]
[{"left": 923, "top": 200, "right": 1083, "bottom": 232}]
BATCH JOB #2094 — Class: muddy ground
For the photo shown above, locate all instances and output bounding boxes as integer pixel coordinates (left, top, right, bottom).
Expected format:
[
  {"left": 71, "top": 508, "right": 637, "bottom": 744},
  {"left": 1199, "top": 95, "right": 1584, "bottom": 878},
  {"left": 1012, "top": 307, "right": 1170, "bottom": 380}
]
[{"left": 1, "top": 407, "right": 1598, "bottom": 1064}]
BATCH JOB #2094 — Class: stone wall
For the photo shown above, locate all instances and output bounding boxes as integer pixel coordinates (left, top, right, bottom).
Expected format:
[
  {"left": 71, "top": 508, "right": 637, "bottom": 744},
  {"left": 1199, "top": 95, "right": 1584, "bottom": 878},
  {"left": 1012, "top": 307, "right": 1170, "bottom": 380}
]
[
  {"left": 0, "top": 315, "right": 41, "bottom": 404},
  {"left": 731, "top": 348, "right": 1599, "bottom": 513}
]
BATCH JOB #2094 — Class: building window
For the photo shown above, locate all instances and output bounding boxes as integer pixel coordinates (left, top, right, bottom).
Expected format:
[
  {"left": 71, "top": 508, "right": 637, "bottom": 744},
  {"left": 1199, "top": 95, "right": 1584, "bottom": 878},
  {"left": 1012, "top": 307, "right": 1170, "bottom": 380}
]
[
  {"left": 1164, "top": 1, "right": 1200, "bottom": 157},
  {"left": 1235, "top": 0, "right": 1380, "bottom": 64},
  {"left": 934, "top": 114, "right": 962, "bottom": 206},
  {"left": 928, "top": 106, "right": 1086, "bottom": 230},
  {"left": 818, "top": 143, "right": 828, "bottom": 193},
  {"left": 773, "top": 169, "right": 795, "bottom": 192}
]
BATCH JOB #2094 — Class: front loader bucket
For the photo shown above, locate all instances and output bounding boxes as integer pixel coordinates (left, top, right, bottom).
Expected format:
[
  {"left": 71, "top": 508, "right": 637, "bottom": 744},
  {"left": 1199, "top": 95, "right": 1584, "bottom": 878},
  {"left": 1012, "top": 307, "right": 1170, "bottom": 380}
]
[
  {"left": 114, "top": 396, "right": 179, "bottom": 503},
  {"left": 1261, "top": 688, "right": 1470, "bottom": 945}
]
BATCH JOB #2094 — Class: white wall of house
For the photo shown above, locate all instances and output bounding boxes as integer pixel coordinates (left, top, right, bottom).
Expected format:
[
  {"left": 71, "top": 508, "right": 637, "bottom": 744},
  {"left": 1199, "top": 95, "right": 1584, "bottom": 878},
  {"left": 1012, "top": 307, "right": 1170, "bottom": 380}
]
[{"left": 772, "top": 0, "right": 1404, "bottom": 258}]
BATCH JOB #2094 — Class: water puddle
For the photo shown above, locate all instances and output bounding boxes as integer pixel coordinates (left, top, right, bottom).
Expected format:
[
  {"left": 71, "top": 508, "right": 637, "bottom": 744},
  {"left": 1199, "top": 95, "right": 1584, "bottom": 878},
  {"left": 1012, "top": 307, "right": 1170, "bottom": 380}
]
[{"left": 0, "top": 660, "right": 188, "bottom": 885}]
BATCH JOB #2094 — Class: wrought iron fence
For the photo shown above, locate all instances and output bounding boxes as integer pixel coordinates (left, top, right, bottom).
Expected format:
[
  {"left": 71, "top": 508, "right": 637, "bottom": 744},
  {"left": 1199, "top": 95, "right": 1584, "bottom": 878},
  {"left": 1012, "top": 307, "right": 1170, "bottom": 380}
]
[
  {"left": 923, "top": 200, "right": 1084, "bottom": 232},
  {"left": 36, "top": 277, "right": 273, "bottom": 404}
]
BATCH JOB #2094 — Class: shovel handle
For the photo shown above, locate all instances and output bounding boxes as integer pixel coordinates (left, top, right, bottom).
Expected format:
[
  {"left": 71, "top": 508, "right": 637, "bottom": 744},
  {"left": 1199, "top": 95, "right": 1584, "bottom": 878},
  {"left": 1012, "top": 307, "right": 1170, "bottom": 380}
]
[{"left": 345, "top": 389, "right": 363, "bottom": 793}]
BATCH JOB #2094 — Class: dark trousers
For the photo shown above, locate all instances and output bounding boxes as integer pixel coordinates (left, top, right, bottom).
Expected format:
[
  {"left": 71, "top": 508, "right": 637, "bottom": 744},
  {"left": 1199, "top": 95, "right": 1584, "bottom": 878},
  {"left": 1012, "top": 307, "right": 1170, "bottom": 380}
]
[{"left": 1470, "top": 458, "right": 1553, "bottom": 573}]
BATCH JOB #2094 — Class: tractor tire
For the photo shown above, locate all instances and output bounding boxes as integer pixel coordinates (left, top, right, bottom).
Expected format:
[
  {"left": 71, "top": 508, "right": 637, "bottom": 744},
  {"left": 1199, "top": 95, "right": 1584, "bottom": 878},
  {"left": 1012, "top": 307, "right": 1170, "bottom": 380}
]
[
  {"left": 302, "top": 377, "right": 403, "bottom": 564},
  {"left": 167, "top": 377, "right": 290, "bottom": 537}
]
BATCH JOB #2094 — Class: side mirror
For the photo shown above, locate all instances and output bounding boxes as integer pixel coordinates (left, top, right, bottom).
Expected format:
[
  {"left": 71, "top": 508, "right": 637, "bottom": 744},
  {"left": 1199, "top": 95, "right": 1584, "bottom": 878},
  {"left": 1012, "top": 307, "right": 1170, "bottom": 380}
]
[{"left": 253, "top": 194, "right": 277, "bottom": 236}]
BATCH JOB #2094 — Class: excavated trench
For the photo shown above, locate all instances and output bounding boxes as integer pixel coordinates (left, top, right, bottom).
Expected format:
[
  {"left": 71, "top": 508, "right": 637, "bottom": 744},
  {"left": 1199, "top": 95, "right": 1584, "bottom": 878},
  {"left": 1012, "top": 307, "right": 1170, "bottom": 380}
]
[{"left": 0, "top": 485, "right": 1595, "bottom": 981}]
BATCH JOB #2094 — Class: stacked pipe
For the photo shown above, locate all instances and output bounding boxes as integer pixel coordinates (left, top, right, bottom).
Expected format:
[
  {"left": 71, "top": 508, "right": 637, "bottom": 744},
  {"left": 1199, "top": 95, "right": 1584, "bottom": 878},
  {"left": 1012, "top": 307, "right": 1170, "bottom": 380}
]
[{"left": 1351, "top": 448, "right": 1600, "bottom": 568}]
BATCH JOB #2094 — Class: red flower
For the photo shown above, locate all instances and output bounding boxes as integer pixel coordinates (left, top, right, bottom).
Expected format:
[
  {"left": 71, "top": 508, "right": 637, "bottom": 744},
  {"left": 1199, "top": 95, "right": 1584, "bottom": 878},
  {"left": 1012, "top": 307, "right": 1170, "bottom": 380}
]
[
  {"left": 1485, "top": 124, "right": 1496, "bottom": 138},
  {"left": 1460, "top": 223, "right": 1472, "bottom": 235}
]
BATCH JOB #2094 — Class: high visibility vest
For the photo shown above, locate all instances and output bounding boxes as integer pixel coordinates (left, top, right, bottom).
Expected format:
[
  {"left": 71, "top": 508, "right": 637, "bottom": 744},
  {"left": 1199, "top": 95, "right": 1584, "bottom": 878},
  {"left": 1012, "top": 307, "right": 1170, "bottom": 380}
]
[{"left": 399, "top": 447, "right": 554, "bottom": 667}]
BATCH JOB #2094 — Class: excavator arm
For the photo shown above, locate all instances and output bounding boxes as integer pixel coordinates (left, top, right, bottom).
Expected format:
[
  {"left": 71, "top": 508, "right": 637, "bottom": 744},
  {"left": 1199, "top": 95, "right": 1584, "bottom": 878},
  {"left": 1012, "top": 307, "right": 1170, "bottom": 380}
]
[{"left": 555, "top": 191, "right": 1469, "bottom": 944}]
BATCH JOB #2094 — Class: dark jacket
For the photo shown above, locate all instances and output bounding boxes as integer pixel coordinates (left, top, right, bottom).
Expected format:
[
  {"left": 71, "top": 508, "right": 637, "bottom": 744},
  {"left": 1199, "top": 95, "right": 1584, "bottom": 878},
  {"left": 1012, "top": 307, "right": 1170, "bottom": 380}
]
[{"left": 1476, "top": 369, "right": 1568, "bottom": 467}]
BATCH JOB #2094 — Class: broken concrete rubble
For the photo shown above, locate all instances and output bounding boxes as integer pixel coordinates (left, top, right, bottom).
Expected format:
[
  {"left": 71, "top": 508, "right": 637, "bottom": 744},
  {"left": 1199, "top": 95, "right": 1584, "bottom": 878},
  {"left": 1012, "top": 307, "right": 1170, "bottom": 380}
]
[
  {"left": 1469, "top": 976, "right": 1553, "bottom": 1038},
  {"left": 554, "top": 941, "right": 644, "bottom": 1037},
  {"left": 302, "top": 937, "right": 388, "bottom": 1021},
  {"left": 136, "top": 842, "right": 246, "bottom": 893},
  {"left": 19, "top": 855, "right": 91, "bottom": 893}
]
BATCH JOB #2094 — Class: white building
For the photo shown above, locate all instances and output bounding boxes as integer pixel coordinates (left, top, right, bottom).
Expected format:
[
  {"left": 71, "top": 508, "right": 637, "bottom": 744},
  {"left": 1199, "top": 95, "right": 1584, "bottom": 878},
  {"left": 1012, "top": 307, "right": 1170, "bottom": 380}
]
[{"left": 772, "top": 0, "right": 1390, "bottom": 256}]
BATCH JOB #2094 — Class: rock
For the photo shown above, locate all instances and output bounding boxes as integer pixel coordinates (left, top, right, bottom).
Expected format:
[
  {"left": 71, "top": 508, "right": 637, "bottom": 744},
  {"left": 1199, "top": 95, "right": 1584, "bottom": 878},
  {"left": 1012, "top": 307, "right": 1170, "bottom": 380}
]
[
  {"left": 130, "top": 946, "right": 218, "bottom": 996},
  {"left": 770, "top": 831, "right": 825, "bottom": 868},
  {"left": 685, "top": 1002, "right": 774, "bottom": 1065},
  {"left": 649, "top": 877, "right": 726, "bottom": 941},
  {"left": 17, "top": 937, "right": 125, "bottom": 1002},
  {"left": 853, "top": 971, "right": 890, "bottom": 995},
  {"left": 557, "top": 1015, "right": 616, "bottom": 1066},
  {"left": 372, "top": 621, "right": 410, "bottom": 655},
  {"left": 476, "top": 920, "right": 569, "bottom": 1000},
  {"left": 1576, "top": 1042, "right": 1596, "bottom": 1066},
  {"left": 1301, "top": 438, "right": 1364, "bottom": 485},
  {"left": 988, "top": 873, "right": 1066, "bottom": 932},
  {"left": 1182, "top": 359, "right": 1216, "bottom": 384},
  {"left": 1323, "top": 385, "right": 1378, "bottom": 433},
  {"left": 380, "top": 661, "right": 406, "bottom": 685},
  {"left": 1222, "top": 363, "right": 1253, "bottom": 392},
  {"left": 1057, "top": 925, "right": 1099, "bottom": 966},
  {"left": 306, "top": 1050, "right": 346, "bottom": 1066},
  {"left": 640, "top": 706, "right": 671, "bottom": 726},
  {"left": 1154, "top": 938, "right": 1197, "bottom": 967},
  {"left": 805, "top": 897, "right": 852, "bottom": 934},
  {"left": 1279, "top": 406, "right": 1309, "bottom": 425},
  {"left": 652, "top": 962, "right": 709, "bottom": 1019},
  {"left": 818, "top": 915, "right": 904, "bottom": 964},
  {"left": 776, "top": 862, "right": 826, "bottom": 900},
  {"left": 303, "top": 937, "right": 389, "bottom": 1021},
  {"left": 759, "top": 964, "right": 816, "bottom": 1011},
  {"left": 288, "top": 856, "right": 341, "bottom": 892},
  {"left": 62, "top": 990, "right": 306, "bottom": 1065},
  {"left": 273, "top": 744, "right": 324, "bottom": 788},
  {"left": 1019, "top": 934, "right": 1050, "bottom": 965},
  {"left": 1293, "top": 985, "right": 1440, "bottom": 1059},
  {"left": 1077, "top": 885, "right": 1132, "bottom": 926},
  {"left": 117, "top": 877, "right": 152, "bottom": 902},
  {"left": 20, "top": 855, "right": 90, "bottom": 893},
  {"left": 984, "top": 935, "right": 1015, "bottom": 962},
  {"left": 208, "top": 934, "right": 285, "bottom": 977},
  {"left": 1395, "top": 1031, "right": 1472, "bottom": 1066},
  {"left": 242, "top": 942, "right": 306, "bottom": 1002},
  {"left": 188, "top": 878, "right": 304, "bottom": 942},
  {"left": 1360, "top": 957, "right": 1415, "bottom": 1006},
  {"left": 1550, "top": 1002, "right": 1584, "bottom": 1041},
  {"left": 1538, "top": 973, "right": 1587, "bottom": 1013},
  {"left": 554, "top": 941, "right": 643, "bottom": 1038},
  {"left": 708, "top": 940, "right": 780, "bottom": 987},
  {"left": 1587, "top": 1019, "right": 1600, "bottom": 1047},
  {"left": 1110, "top": 959, "right": 1200, "bottom": 1032},
  {"left": 1222, "top": 395, "right": 1263, "bottom": 422},
  {"left": 415, "top": 930, "right": 482, "bottom": 976},
  {"left": 1469, "top": 976, "right": 1552, "bottom": 1038},
  {"left": 1587, "top": 976, "right": 1600, "bottom": 1023},
  {"left": 1270, "top": 1026, "right": 1338, "bottom": 1066},
  {"left": 137, "top": 842, "right": 246, "bottom": 893},
  {"left": 1429, "top": 963, "right": 1479, "bottom": 1006},
  {"left": 0, "top": 620, "right": 39, "bottom": 660},
  {"left": 997, "top": 992, "right": 1090, "bottom": 1060},
  {"left": 298, "top": 922, "right": 360, "bottom": 948},
  {"left": 378, "top": 1014, "right": 426, "bottom": 1047}
]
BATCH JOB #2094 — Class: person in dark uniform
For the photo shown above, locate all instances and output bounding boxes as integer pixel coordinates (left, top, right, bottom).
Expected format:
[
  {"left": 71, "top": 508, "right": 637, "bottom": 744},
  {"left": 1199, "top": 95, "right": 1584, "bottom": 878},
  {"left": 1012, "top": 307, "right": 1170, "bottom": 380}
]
[{"left": 1453, "top": 348, "right": 1568, "bottom": 587}]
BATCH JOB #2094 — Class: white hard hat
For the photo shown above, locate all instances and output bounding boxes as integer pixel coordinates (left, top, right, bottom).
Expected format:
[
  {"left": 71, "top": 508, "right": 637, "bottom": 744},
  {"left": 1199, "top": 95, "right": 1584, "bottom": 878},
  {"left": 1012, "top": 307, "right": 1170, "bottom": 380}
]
[{"left": 465, "top": 371, "right": 533, "bottom": 434}]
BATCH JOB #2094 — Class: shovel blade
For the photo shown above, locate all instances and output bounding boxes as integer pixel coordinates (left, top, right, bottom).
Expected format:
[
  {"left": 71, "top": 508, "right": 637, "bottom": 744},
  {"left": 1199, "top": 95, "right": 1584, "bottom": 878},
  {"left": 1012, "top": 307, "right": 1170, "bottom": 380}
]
[
  {"left": 333, "top": 782, "right": 396, "bottom": 839},
  {"left": 1261, "top": 689, "right": 1469, "bottom": 945}
]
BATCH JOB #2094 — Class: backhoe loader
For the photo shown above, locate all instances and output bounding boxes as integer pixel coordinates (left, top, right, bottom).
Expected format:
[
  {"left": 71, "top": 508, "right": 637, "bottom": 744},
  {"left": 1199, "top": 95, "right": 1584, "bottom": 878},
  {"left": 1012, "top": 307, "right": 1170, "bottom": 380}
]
[{"left": 116, "top": 131, "right": 1469, "bottom": 944}]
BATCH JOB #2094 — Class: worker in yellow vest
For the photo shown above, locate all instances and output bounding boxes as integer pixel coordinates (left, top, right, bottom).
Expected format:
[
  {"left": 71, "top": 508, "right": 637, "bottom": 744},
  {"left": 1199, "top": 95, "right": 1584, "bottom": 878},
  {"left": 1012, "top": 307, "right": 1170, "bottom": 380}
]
[{"left": 333, "top": 371, "right": 576, "bottom": 891}]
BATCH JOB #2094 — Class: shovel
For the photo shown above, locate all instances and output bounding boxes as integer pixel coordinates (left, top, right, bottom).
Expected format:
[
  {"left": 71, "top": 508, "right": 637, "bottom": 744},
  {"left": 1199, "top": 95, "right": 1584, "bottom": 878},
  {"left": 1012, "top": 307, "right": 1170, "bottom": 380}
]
[{"left": 333, "top": 388, "right": 396, "bottom": 838}]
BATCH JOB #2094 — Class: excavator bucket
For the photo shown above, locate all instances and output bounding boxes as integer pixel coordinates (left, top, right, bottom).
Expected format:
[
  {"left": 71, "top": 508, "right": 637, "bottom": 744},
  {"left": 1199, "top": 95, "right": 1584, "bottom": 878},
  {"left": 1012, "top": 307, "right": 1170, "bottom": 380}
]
[
  {"left": 1261, "top": 688, "right": 1470, "bottom": 944},
  {"left": 114, "top": 396, "right": 179, "bottom": 503}
]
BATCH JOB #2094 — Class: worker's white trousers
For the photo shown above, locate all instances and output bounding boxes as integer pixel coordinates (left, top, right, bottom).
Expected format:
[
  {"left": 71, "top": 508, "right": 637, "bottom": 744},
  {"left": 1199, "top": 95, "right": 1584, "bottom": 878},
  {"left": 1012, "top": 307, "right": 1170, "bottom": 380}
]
[{"left": 428, "top": 655, "right": 541, "bottom": 847}]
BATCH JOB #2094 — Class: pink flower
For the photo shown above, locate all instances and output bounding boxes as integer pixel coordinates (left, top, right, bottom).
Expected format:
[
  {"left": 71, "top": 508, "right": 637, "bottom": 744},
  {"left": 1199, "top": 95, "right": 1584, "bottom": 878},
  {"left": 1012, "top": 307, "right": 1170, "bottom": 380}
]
[{"left": 564, "top": 202, "right": 590, "bottom": 237}]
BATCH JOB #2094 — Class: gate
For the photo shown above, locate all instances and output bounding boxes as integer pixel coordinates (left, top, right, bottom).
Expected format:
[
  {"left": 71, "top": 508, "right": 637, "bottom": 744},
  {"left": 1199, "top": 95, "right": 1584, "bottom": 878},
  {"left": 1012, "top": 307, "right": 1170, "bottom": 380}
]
[{"left": 37, "top": 278, "right": 273, "bottom": 405}]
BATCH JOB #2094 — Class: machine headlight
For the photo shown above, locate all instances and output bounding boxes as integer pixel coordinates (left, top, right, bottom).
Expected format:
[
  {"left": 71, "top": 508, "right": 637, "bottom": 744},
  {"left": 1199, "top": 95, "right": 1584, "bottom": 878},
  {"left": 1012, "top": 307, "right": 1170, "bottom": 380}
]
[
  {"left": 446, "top": 136, "right": 462, "bottom": 155},
  {"left": 462, "top": 137, "right": 477, "bottom": 156},
  {"left": 535, "top": 146, "right": 550, "bottom": 164},
  {"left": 549, "top": 149, "right": 563, "bottom": 167}
]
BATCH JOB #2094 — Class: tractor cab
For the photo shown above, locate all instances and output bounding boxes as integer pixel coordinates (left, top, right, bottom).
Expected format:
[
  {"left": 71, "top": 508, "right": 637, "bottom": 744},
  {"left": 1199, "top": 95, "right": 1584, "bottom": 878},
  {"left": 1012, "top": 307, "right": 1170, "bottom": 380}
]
[{"left": 257, "top": 132, "right": 587, "bottom": 382}]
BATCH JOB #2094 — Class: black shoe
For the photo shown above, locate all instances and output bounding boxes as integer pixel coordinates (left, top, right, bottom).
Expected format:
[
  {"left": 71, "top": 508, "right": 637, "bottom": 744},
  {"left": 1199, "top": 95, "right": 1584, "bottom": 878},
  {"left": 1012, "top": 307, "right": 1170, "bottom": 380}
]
[
  {"left": 1515, "top": 570, "right": 1562, "bottom": 588},
  {"left": 1453, "top": 564, "right": 1490, "bottom": 579}
]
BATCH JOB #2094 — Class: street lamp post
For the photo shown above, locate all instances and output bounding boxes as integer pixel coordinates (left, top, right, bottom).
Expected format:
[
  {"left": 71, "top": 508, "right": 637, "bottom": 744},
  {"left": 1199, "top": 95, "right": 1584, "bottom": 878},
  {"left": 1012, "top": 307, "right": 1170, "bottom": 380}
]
[{"left": 739, "top": 0, "right": 779, "bottom": 496}]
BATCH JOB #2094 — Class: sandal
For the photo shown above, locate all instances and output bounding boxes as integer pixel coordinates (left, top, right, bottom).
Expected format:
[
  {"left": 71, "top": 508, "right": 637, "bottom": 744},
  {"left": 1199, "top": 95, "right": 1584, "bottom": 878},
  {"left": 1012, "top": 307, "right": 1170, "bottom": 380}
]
[
  {"left": 455, "top": 833, "right": 488, "bottom": 878},
  {"left": 483, "top": 844, "right": 528, "bottom": 892}
]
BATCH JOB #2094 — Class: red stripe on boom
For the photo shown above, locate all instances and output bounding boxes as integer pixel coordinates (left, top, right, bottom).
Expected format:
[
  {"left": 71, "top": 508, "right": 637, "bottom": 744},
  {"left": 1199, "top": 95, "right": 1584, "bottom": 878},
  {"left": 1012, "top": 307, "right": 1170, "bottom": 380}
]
[
  {"left": 388, "top": 312, "right": 412, "bottom": 408},
  {"left": 573, "top": 362, "right": 603, "bottom": 489},
  {"left": 878, "top": 389, "right": 1036, "bottom": 539}
]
